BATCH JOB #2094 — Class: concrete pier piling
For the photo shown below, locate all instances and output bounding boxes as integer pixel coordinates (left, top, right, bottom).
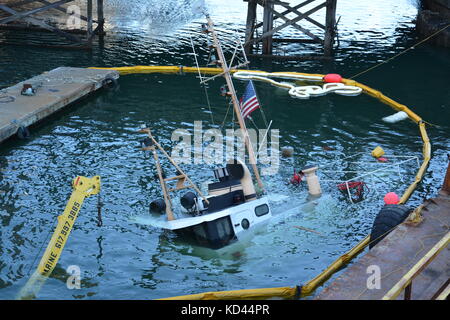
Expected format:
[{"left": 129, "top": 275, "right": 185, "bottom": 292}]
[{"left": 0, "top": 67, "right": 119, "bottom": 144}]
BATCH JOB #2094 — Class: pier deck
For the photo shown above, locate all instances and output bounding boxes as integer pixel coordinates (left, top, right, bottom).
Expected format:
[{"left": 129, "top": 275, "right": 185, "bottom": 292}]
[
  {"left": 316, "top": 194, "right": 450, "bottom": 300},
  {"left": 0, "top": 67, "right": 119, "bottom": 143}
]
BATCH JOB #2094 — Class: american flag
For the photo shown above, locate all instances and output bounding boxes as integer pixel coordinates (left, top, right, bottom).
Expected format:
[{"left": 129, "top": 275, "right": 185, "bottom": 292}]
[{"left": 239, "top": 80, "right": 260, "bottom": 119}]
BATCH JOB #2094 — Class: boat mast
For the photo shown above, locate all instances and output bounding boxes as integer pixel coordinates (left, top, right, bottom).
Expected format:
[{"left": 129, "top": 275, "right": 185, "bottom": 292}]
[{"left": 205, "top": 14, "right": 264, "bottom": 191}]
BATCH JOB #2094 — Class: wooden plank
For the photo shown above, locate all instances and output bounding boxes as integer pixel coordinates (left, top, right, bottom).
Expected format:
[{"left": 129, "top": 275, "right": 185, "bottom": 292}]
[
  {"left": 0, "top": 23, "right": 88, "bottom": 34},
  {"left": 278, "top": 2, "right": 326, "bottom": 30},
  {"left": 0, "top": 4, "right": 83, "bottom": 43},
  {"left": 432, "top": 279, "right": 450, "bottom": 300},
  {"left": 87, "top": 23, "right": 102, "bottom": 42},
  {"left": 87, "top": 0, "right": 93, "bottom": 39},
  {"left": 0, "top": 67, "right": 119, "bottom": 144},
  {"left": 404, "top": 283, "right": 412, "bottom": 300},
  {"left": 254, "top": 0, "right": 324, "bottom": 30},
  {"left": 244, "top": 0, "right": 257, "bottom": 53},
  {"left": 263, "top": 4, "right": 324, "bottom": 44},
  {"left": 440, "top": 155, "right": 450, "bottom": 195},
  {"left": 324, "top": 0, "right": 337, "bottom": 56},
  {"left": 35, "top": 0, "right": 97, "bottom": 24},
  {"left": 382, "top": 231, "right": 450, "bottom": 300},
  {"left": 0, "top": 0, "right": 73, "bottom": 25},
  {"left": 97, "top": 0, "right": 104, "bottom": 34},
  {"left": 164, "top": 175, "right": 186, "bottom": 182},
  {"left": 262, "top": 0, "right": 274, "bottom": 54},
  {"left": 272, "top": 38, "right": 322, "bottom": 43},
  {"left": 247, "top": 53, "right": 332, "bottom": 60},
  {"left": 316, "top": 196, "right": 450, "bottom": 300},
  {"left": 5, "top": 0, "right": 42, "bottom": 9},
  {"left": 0, "top": 40, "right": 90, "bottom": 50},
  {"left": 168, "top": 184, "right": 193, "bottom": 192},
  {"left": 247, "top": 1, "right": 327, "bottom": 45},
  {"left": 150, "top": 146, "right": 175, "bottom": 221}
]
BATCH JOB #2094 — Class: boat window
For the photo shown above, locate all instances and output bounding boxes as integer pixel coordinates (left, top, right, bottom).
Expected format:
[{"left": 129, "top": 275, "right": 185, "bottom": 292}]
[
  {"left": 217, "top": 218, "right": 231, "bottom": 238},
  {"left": 255, "top": 204, "right": 269, "bottom": 217}
]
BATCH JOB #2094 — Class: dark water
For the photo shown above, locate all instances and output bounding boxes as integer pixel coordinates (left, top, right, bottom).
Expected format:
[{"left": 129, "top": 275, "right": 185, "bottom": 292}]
[{"left": 0, "top": 0, "right": 449, "bottom": 299}]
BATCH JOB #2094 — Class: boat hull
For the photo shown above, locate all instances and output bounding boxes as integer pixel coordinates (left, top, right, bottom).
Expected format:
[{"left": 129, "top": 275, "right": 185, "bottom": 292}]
[{"left": 170, "top": 197, "right": 272, "bottom": 249}]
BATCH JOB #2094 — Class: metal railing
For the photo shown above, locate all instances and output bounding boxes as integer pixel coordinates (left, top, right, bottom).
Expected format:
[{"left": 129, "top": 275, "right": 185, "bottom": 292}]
[{"left": 382, "top": 231, "right": 450, "bottom": 300}]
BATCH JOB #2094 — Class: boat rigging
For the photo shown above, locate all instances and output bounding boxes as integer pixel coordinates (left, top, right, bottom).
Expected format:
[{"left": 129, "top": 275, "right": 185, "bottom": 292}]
[{"left": 139, "top": 14, "right": 273, "bottom": 249}]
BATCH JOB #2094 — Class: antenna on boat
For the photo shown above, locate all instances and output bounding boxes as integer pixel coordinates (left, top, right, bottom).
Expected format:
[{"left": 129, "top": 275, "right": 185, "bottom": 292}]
[{"left": 202, "top": 14, "right": 265, "bottom": 191}]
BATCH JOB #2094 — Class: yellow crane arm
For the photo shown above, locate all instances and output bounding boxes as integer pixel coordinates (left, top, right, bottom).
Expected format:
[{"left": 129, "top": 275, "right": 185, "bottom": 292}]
[
  {"left": 37, "top": 176, "right": 101, "bottom": 276},
  {"left": 17, "top": 176, "right": 101, "bottom": 299}
]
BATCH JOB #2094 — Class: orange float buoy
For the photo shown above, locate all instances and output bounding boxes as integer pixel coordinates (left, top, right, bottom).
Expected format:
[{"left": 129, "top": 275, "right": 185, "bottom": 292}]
[
  {"left": 384, "top": 192, "right": 399, "bottom": 205},
  {"left": 323, "top": 73, "right": 342, "bottom": 83}
]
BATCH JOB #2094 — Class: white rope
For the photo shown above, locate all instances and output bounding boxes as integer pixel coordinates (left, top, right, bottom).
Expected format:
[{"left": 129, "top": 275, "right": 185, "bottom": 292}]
[
  {"left": 288, "top": 83, "right": 362, "bottom": 99},
  {"left": 234, "top": 71, "right": 323, "bottom": 82},
  {"left": 233, "top": 71, "right": 362, "bottom": 99}
]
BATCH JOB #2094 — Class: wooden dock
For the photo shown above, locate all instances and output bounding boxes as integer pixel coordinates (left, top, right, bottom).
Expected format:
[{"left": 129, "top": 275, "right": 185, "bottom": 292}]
[
  {"left": 0, "top": 67, "right": 119, "bottom": 143},
  {"left": 316, "top": 166, "right": 450, "bottom": 300}
]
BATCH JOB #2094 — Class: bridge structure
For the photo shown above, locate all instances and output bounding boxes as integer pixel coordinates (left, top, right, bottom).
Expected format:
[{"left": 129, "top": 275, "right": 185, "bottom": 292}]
[
  {"left": 0, "top": 0, "right": 448, "bottom": 51},
  {"left": 0, "top": 0, "right": 339, "bottom": 55},
  {"left": 243, "top": 0, "right": 337, "bottom": 60},
  {"left": 0, "top": 0, "right": 105, "bottom": 49}
]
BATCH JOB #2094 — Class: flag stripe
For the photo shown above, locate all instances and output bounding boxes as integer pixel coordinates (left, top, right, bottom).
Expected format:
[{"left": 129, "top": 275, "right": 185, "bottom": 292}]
[
  {"left": 242, "top": 100, "right": 259, "bottom": 116},
  {"left": 239, "top": 81, "right": 260, "bottom": 119},
  {"left": 242, "top": 105, "right": 258, "bottom": 118},
  {"left": 242, "top": 100, "right": 259, "bottom": 113},
  {"left": 242, "top": 106, "right": 258, "bottom": 118},
  {"left": 242, "top": 105, "right": 259, "bottom": 119},
  {"left": 242, "top": 97, "right": 258, "bottom": 110}
]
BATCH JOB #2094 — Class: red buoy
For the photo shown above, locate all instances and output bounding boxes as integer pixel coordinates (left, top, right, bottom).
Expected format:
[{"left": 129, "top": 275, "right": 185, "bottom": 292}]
[
  {"left": 290, "top": 170, "right": 304, "bottom": 185},
  {"left": 323, "top": 73, "right": 342, "bottom": 83},
  {"left": 384, "top": 192, "right": 399, "bottom": 205}
]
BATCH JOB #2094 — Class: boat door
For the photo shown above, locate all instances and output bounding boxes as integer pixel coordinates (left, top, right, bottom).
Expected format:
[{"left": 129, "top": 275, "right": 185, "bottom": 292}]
[{"left": 230, "top": 208, "right": 254, "bottom": 236}]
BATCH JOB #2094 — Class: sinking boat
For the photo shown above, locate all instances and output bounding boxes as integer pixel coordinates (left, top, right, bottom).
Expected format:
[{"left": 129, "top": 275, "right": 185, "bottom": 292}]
[
  {"left": 136, "top": 13, "right": 413, "bottom": 250},
  {"left": 153, "top": 159, "right": 272, "bottom": 250},
  {"left": 139, "top": 14, "right": 273, "bottom": 249}
]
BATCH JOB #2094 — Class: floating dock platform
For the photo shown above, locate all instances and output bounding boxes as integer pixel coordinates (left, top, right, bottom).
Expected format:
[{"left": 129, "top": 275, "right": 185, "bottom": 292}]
[
  {"left": 316, "top": 169, "right": 450, "bottom": 300},
  {"left": 0, "top": 67, "right": 119, "bottom": 143}
]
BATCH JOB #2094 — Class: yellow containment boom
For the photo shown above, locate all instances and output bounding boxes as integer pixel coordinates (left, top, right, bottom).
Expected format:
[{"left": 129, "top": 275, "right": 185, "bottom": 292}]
[
  {"left": 89, "top": 66, "right": 431, "bottom": 300},
  {"left": 159, "top": 286, "right": 300, "bottom": 300},
  {"left": 89, "top": 66, "right": 431, "bottom": 217},
  {"left": 17, "top": 176, "right": 101, "bottom": 300}
]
